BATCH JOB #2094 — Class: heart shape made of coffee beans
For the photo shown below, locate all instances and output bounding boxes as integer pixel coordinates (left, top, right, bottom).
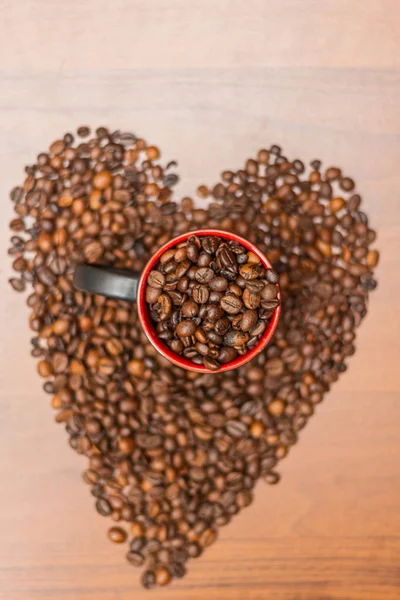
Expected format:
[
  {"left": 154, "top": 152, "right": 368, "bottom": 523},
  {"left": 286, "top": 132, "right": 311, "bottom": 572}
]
[{"left": 8, "top": 126, "right": 379, "bottom": 589}]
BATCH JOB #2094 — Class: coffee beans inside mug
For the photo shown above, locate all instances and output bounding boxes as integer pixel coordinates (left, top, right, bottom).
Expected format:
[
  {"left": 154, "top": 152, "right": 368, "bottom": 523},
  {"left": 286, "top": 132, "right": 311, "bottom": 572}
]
[
  {"left": 8, "top": 127, "right": 379, "bottom": 588},
  {"left": 145, "top": 235, "right": 280, "bottom": 370}
]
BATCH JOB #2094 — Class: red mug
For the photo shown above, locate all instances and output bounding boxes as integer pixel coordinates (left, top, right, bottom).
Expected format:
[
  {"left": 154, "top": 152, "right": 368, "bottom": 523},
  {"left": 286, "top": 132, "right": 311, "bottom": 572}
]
[{"left": 73, "top": 229, "right": 281, "bottom": 373}]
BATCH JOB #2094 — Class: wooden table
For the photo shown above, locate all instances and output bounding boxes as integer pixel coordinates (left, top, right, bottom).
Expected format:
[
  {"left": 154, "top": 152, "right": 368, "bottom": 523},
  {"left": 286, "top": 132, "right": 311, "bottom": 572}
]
[{"left": 0, "top": 1, "right": 399, "bottom": 598}]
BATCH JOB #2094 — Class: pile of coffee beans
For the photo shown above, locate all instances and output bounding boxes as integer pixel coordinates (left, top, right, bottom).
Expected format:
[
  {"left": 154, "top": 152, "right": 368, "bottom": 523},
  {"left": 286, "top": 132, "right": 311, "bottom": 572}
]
[
  {"left": 145, "top": 235, "right": 280, "bottom": 370},
  {"left": 8, "top": 127, "right": 379, "bottom": 588}
]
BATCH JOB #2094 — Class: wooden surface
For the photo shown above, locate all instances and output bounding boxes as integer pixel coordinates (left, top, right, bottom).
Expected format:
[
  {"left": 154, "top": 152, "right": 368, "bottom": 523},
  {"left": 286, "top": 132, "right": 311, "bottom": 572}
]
[{"left": 1, "top": 1, "right": 400, "bottom": 598}]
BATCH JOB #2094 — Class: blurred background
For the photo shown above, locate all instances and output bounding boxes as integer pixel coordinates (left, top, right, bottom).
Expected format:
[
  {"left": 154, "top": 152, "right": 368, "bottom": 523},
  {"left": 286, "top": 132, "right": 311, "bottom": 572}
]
[{"left": 0, "top": 1, "right": 399, "bottom": 599}]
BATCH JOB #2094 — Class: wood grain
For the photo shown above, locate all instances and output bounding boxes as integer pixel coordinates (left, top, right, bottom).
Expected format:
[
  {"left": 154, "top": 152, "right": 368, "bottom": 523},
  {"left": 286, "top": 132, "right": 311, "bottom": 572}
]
[{"left": 0, "top": 1, "right": 399, "bottom": 599}]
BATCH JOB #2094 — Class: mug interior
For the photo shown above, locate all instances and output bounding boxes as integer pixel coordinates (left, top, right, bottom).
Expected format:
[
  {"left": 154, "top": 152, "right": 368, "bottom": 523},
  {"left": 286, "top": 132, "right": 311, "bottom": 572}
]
[{"left": 137, "top": 230, "right": 281, "bottom": 373}]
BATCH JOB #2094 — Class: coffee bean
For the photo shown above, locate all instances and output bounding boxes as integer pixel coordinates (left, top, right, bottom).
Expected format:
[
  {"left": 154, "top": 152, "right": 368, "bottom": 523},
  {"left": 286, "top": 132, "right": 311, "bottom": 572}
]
[
  {"left": 146, "top": 286, "right": 160, "bottom": 303},
  {"left": 108, "top": 526, "right": 127, "bottom": 543},
  {"left": 365, "top": 250, "right": 379, "bottom": 269},
  {"left": 9, "top": 277, "right": 25, "bottom": 292},
  {"left": 243, "top": 289, "right": 260, "bottom": 309},
  {"left": 214, "top": 317, "right": 231, "bottom": 335},
  {"left": 224, "top": 330, "right": 249, "bottom": 346},
  {"left": 203, "top": 357, "right": 220, "bottom": 371},
  {"left": 170, "top": 561, "right": 186, "bottom": 578},
  {"left": 186, "top": 243, "right": 199, "bottom": 262},
  {"left": 52, "top": 352, "right": 69, "bottom": 373},
  {"left": 246, "top": 280, "right": 265, "bottom": 293},
  {"left": 191, "top": 284, "right": 209, "bottom": 304},
  {"left": 266, "top": 269, "right": 279, "bottom": 284},
  {"left": 268, "top": 398, "right": 285, "bottom": 416},
  {"left": 126, "top": 551, "right": 144, "bottom": 567},
  {"left": 217, "top": 246, "right": 237, "bottom": 270},
  {"left": 197, "top": 252, "right": 212, "bottom": 267},
  {"left": 241, "top": 309, "right": 258, "bottom": 331},
  {"left": 340, "top": 177, "right": 355, "bottom": 192},
  {"left": 96, "top": 498, "right": 112, "bottom": 516},
  {"left": 220, "top": 295, "right": 243, "bottom": 315},
  {"left": 155, "top": 566, "right": 171, "bottom": 586},
  {"left": 199, "top": 528, "right": 217, "bottom": 548},
  {"left": 264, "top": 472, "right": 281, "bottom": 485},
  {"left": 93, "top": 170, "right": 113, "bottom": 190},
  {"left": 142, "top": 570, "right": 156, "bottom": 589},
  {"left": 84, "top": 240, "right": 103, "bottom": 262},
  {"left": 194, "top": 327, "right": 207, "bottom": 343},
  {"left": 209, "top": 277, "right": 228, "bottom": 292},
  {"left": 226, "top": 420, "right": 248, "bottom": 438},
  {"left": 195, "top": 267, "right": 214, "bottom": 283},
  {"left": 240, "top": 263, "right": 262, "bottom": 280},
  {"left": 261, "top": 283, "right": 278, "bottom": 301},
  {"left": 148, "top": 270, "right": 165, "bottom": 288},
  {"left": 158, "top": 293, "right": 172, "bottom": 315},
  {"left": 207, "top": 331, "right": 223, "bottom": 345},
  {"left": 37, "top": 267, "right": 56, "bottom": 286},
  {"left": 182, "top": 300, "right": 199, "bottom": 317},
  {"left": 37, "top": 360, "right": 52, "bottom": 377},
  {"left": 176, "top": 320, "right": 197, "bottom": 337},
  {"left": 127, "top": 359, "right": 145, "bottom": 377},
  {"left": 105, "top": 338, "right": 123, "bottom": 356},
  {"left": 136, "top": 433, "right": 162, "bottom": 449},
  {"left": 98, "top": 357, "right": 115, "bottom": 375}
]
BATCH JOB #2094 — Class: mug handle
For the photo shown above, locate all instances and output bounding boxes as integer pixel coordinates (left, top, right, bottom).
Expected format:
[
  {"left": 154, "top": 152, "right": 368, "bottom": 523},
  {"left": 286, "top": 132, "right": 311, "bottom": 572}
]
[{"left": 73, "top": 264, "right": 141, "bottom": 302}]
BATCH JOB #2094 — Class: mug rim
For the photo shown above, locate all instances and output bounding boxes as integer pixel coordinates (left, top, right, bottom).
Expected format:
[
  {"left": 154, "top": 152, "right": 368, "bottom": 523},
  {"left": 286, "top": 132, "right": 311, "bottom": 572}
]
[{"left": 137, "top": 229, "right": 281, "bottom": 373}]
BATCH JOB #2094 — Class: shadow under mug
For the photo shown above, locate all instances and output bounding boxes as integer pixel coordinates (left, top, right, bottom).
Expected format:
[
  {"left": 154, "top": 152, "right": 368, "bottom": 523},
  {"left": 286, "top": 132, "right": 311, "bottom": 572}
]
[{"left": 73, "top": 229, "right": 281, "bottom": 373}]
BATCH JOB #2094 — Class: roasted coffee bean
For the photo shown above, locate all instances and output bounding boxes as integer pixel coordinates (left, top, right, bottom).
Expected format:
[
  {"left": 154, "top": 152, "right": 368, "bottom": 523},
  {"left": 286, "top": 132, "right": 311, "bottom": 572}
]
[
  {"left": 176, "top": 320, "right": 197, "bottom": 337},
  {"left": 8, "top": 132, "right": 378, "bottom": 589},
  {"left": 209, "top": 277, "right": 228, "bottom": 292},
  {"left": 217, "top": 246, "right": 237, "bottom": 270},
  {"left": 126, "top": 551, "right": 145, "bottom": 567},
  {"left": 207, "top": 305, "right": 223, "bottom": 322},
  {"left": 243, "top": 289, "right": 260, "bottom": 309},
  {"left": 148, "top": 270, "right": 165, "bottom": 288},
  {"left": 261, "top": 283, "right": 278, "bottom": 301},
  {"left": 182, "top": 300, "right": 199, "bottom": 317},
  {"left": 202, "top": 236, "right": 220, "bottom": 254},
  {"left": 158, "top": 294, "right": 172, "bottom": 315},
  {"left": 207, "top": 331, "right": 223, "bottom": 345},
  {"left": 108, "top": 526, "right": 127, "bottom": 544},
  {"left": 209, "top": 290, "right": 223, "bottom": 303},
  {"left": 203, "top": 357, "right": 221, "bottom": 371},
  {"left": 96, "top": 498, "right": 112, "bottom": 517},
  {"left": 9, "top": 277, "right": 25, "bottom": 292},
  {"left": 220, "top": 295, "right": 243, "bottom": 315},
  {"left": 155, "top": 566, "right": 171, "bottom": 586},
  {"left": 142, "top": 570, "right": 156, "bottom": 589},
  {"left": 224, "top": 331, "right": 249, "bottom": 347},
  {"left": 170, "top": 561, "right": 187, "bottom": 578},
  {"left": 192, "top": 284, "right": 210, "bottom": 304},
  {"left": 197, "top": 252, "right": 212, "bottom": 267},
  {"left": 266, "top": 269, "right": 279, "bottom": 284},
  {"left": 264, "top": 472, "right": 281, "bottom": 485},
  {"left": 241, "top": 309, "right": 258, "bottom": 332},
  {"left": 195, "top": 267, "right": 214, "bottom": 283},
  {"left": 219, "top": 347, "right": 238, "bottom": 363},
  {"left": 146, "top": 286, "right": 160, "bottom": 304},
  {"left": 246, "top": 280, "right": 265, "bottom": 293},
  {"left": 240, "top": 263, "right": 262, "bottom": 280},
  {"left": 251, "top": 320, "right": 266, "bottom": 337},
  {"left": 226, "top": 420, "right": 248, "bottom": 438},
  {"left": 196, "top": 342, "right": 209, "bottom": 356},
  {"left": 168, "top": 290, "right": 185, "bottom": 305},
  {"left": 214, "top": 317, "right": 231, "bottom": 335},
  {"left": 195, "top": 327, "right": 207, "bottom": 343},
  {"left": 186, "top": 242, "right": 199, "bottom": 262}
]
